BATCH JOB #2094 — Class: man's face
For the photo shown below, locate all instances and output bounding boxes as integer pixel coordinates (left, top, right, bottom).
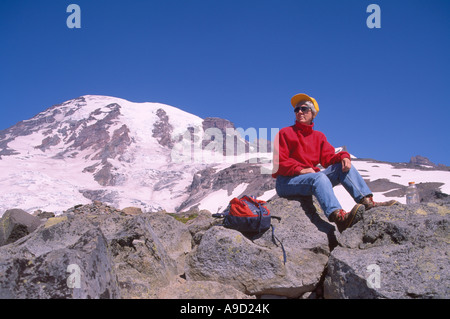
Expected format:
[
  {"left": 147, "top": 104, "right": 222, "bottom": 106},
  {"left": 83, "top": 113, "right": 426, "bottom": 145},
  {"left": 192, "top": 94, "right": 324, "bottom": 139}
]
[{"left": 295, "top": 103, "right": 314, "bottom": 125}]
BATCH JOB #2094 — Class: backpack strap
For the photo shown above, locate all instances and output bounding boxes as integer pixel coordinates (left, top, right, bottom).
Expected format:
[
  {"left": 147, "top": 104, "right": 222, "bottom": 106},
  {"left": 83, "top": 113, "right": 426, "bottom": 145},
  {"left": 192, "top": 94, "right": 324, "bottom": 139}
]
[{"left": 270, "top": 220, "right": 287, "bottom": 265}]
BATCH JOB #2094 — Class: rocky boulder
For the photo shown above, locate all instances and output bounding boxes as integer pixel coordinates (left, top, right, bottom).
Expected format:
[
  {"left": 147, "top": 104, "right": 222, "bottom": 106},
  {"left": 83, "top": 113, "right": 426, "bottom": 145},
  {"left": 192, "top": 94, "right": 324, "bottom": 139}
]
[
  {"left": 101, "top": 214, "right": 179, "bottom": 299},
  {"left": 324, "top": 199, "right": 450, "bottom": 299},
  {"left": 146, "top": 212, "right": 192, "bottom": 275},
  {"left": 185, "top": 196, "right": 332, "bottom": 298},
  {"left": 0, "top": 214, "right": 120, "bottom": 298},
  {"left": 68, "top": 206, "right": 181, "bottom": 299},
  {"left": 1, "top": 195, "right": 449, "bottom": 299},
  {"left": 0, "top": 209, "right": 42, "bottom": 246},
  {"left": 157, "top": 279, "right": 255, "bottom": 299}
]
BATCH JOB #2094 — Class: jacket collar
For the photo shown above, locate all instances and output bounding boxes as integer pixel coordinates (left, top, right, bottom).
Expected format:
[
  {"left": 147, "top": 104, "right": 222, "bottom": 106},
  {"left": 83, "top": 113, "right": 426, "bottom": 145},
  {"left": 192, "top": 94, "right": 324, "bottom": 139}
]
[{"left": 294, "top": 121, "right": 314, "bottom": 135}]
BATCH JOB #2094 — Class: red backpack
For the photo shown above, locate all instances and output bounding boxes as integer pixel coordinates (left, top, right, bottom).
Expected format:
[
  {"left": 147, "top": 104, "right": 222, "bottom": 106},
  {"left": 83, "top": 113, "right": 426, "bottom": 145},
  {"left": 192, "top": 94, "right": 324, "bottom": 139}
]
[{"left": 213, "top": 195, "right": 286, "bottom": 263}]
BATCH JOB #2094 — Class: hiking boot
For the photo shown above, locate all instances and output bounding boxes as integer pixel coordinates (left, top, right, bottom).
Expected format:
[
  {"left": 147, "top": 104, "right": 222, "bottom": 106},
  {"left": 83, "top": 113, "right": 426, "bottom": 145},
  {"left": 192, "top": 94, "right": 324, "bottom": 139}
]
[
  {"left": 360, "top": 196, "right": 398, "bottom": 210},
  {"left": 329, "top": 204, "right": 365, "bottom": 233}
]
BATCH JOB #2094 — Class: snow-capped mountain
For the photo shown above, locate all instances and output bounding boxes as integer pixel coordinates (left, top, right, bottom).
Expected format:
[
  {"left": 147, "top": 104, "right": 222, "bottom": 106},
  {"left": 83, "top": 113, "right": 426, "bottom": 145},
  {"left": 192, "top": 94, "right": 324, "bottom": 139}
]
[
  {"left": 0, "top": 95, "right": 271, "bottom": 215},
  {"left": 0, "top": 95, "right": 449, "bottom": 217}
]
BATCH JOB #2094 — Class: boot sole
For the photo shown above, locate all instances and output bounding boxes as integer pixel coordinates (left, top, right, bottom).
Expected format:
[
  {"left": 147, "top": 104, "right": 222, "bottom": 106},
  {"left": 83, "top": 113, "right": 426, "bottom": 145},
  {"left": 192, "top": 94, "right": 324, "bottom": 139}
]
[
  {"left": 348, "top": 204, "right": 365, "bottom": 228},
  {"left": 338, "top": 204, "right": 365, "bottom": 233},
  {"left": 383, "top": 200, "right": 399, "bottom": 207},
  {"left": 366, "top": 200, "right": 400, "bottom": 210}
]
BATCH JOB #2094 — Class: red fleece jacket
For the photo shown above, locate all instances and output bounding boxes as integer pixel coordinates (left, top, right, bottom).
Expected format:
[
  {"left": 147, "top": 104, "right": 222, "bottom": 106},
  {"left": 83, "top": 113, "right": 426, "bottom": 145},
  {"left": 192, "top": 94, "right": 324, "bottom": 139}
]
[{"left": 272, "top": 121, "right": 350, "bottom": 178}]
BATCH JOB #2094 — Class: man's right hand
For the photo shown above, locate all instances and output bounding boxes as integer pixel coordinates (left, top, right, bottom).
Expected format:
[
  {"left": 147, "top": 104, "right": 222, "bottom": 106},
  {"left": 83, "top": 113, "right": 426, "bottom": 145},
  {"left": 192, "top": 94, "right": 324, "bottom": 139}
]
[{"left": 299, "top": 168, "right": 316, "bottom": 175}]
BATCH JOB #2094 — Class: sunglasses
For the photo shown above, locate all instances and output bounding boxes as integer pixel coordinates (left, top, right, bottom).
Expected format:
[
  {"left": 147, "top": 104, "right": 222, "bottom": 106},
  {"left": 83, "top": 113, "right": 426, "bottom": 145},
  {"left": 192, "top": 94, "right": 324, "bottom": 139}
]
[{"left": 294, "top": 106, "right": 311, "bottom": 113}]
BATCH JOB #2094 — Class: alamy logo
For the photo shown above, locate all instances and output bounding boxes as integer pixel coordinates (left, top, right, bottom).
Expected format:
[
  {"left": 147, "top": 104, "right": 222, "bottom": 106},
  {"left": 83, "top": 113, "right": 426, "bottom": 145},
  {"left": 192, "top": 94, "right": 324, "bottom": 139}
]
[
  {"left": 366, "top": 264, "right": 381, "bottom": 289},
  {"left": 170, "top": 127, "right": 279, "bottom": 175},
  {"left": 66, "top": 4, "right": 81, "bottom": 29},
  {"left": 366, "top": 4, "right": 381, "bottom": 29},
  {"left": 67, "top": 264, "right": 81, "bottom": 288}
]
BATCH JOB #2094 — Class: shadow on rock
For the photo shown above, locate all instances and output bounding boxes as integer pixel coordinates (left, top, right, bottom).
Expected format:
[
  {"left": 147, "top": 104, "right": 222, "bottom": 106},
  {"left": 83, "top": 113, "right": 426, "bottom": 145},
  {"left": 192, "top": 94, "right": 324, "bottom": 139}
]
[{"left": 275, "top": 195, "right": 338, "bottom": 251}]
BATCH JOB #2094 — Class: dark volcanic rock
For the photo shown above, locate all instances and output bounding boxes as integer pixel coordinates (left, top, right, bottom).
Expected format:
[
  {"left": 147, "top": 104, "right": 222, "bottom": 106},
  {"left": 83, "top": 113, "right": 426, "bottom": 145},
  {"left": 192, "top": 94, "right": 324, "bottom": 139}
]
[
  {"left": 202, "top": 117, "right": 235, "bottom": 132},
  {"left": 152, "top": 108, "right": 174, "bottom": 148},
  {"left": 79, "top": 189, "right": 120, "bottom": 207},
  {"left": 92, "top": 124, "right": 132, "bottom": 161},
  {"left": 55, "top": 103, "right": 123, "bottom": 160},
  {"left": 35, "top": 135, "right": 61, "bottom": 152},
  {"left": 92, "top": 160, "right": 127, "bottom": 187},
  {"left": 409, "top": 155, "right": 436, "bottom": 167},
  {"left": 363, "top": 178, "right": 403, "bottom": 193},
  {"left": 201, "top": 117, "right": 249, "bottom": 155}
]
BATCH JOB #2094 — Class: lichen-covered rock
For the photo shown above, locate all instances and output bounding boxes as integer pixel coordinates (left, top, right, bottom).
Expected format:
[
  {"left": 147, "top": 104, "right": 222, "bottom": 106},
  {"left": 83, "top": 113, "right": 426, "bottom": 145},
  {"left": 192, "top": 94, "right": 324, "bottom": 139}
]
[
  {"left": 324, "top": 200, "right": 450, "bottom": 299},
  {"left": 146, "top": 212, "right": 192, "bottom": 275},
  {"left": 185, "top": 196, "right": 331, "bottom": 298},
  {"left": 99, "top": 214, "right": 179, "bottom": 299},
  {"left": 0, "top": 214, "right": 120, "bottom": 299},
  {"left": 1, "top": 196, "right": 448, "bottom": 299},
  {"left": 157, "top": 279, "right": 255, "bottom": 299}
]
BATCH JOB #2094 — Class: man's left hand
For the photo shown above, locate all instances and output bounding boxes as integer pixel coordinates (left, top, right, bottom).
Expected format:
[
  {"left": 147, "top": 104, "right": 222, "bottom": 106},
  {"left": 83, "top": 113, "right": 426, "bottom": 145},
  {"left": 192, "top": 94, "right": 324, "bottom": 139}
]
[{"left": 341, "top": 157, "right": 351, "bottom": 172}]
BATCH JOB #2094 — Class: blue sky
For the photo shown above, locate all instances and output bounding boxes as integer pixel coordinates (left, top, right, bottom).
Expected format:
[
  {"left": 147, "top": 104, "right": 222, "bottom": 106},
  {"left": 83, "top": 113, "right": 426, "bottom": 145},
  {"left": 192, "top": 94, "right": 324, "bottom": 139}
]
[{"left": 1, "top": 0, "right": 449, "bottom": 165}]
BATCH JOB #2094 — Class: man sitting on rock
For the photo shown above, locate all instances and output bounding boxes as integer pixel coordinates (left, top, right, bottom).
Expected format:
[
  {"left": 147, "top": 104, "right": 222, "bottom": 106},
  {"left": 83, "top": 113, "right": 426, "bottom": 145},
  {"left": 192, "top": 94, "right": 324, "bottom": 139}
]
[{"left": 272, "top": 93, "right": 397, "bottom": 232}]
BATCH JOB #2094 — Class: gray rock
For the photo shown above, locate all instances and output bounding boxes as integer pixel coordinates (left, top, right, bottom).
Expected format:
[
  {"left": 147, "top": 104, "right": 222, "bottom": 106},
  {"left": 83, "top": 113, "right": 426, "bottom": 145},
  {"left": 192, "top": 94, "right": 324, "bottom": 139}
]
[
  {"left": 146, "top": 212, "right": 192, "bottom": 275},
  {"left": 100, "top": 214, "right": 179, "bottom": 299},
  {"left": 324, "top": 200, "right": 450, "bottom": 299},
  {"left": 121, "top": 207, "right": 143, "bottom": 216},
  {"left": 2, "top": 195, "right": 447, "bottom": 299},
  {"left": 263, "top": 196, "right": 335, "bottom": 254},
  {"left": 186, "top": 209, "right": 221, "bottom": 245},
  {"left": 33, "top": 210, "right": 55, "bottom": 219},
  {"left": 185, "top": 196, "right": 330, "bottom": 298},
  {"left": 0, "top": 209, "right": 42, "bottom": 246},
  {"left": 157, "top": 279, "right": 255, "bottom": 299},
  {"left": 0, "top": 214, "right": 121, "bottom": 299},
  {"left": 185, "top": 226, "right": 287, "bottom": 295}
]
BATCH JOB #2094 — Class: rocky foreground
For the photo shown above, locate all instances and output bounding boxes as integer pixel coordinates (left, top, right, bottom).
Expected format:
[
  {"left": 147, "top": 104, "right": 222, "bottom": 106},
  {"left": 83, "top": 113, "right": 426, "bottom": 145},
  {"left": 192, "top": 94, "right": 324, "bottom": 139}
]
[{"left": 0, "top": 195, "right": 449, "bottom": 299}]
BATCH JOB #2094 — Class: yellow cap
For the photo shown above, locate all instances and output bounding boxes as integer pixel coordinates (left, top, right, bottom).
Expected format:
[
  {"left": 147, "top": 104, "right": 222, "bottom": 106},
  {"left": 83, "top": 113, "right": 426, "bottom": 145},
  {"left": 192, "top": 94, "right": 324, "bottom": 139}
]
[{"left": 291, "top": 93, "right": 320, "bottom": 116}]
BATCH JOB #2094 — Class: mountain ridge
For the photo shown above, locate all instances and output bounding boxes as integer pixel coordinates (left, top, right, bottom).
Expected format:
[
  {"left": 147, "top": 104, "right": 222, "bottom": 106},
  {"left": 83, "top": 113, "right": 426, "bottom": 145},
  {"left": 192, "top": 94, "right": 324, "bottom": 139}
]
[{"left": 0, "top": 95, "right": 268, "bottom": 215}]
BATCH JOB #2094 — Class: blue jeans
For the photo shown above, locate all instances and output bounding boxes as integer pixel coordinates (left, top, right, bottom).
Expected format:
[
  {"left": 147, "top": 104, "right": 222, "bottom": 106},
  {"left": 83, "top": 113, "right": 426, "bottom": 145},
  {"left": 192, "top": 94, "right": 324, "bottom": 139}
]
[{"left": 275, "top": 163, "right": 372, "bottom": 219}]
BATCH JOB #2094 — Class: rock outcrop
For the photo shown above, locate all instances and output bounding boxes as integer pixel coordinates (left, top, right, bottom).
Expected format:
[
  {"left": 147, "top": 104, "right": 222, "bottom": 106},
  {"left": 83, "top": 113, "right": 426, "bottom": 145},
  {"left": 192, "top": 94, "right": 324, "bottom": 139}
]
[
  {"left": 0, "top": 213, "right": 120, "bottom": 298},
  {"left": 0, "top": 195, "right": 448, "bottom": 299},
  {"left": 0, "top": 209, "right": 42, "bottom": 246},
  {"left": 409, "top": 155, "right": 435, "bottom": 167},
  {"left": 152, "top": 108, "right": 175, "bottom": 148},
  {"left": 184, "top": 196, "right": 332, "bottom": 298},
  {"left": 324, "top": 200, "right": 450, "bottom": 299}
]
